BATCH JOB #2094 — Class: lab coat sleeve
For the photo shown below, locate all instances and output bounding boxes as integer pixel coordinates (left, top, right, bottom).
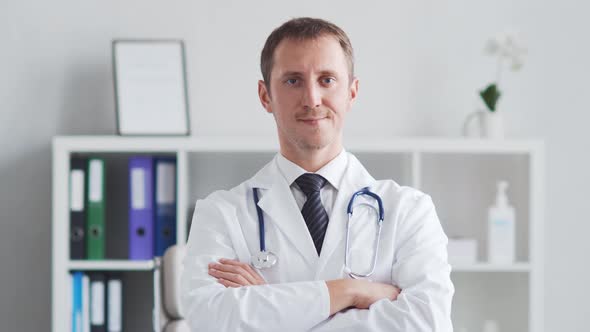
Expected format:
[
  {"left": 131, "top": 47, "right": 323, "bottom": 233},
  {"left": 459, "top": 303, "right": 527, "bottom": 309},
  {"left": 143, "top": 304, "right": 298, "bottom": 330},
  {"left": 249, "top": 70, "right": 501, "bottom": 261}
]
[
  {"left": 310, "top": 194, "right": 454, "bottom": 332},
  {"left": 181, "top": 197, "right": 331, "bottom": 332}
]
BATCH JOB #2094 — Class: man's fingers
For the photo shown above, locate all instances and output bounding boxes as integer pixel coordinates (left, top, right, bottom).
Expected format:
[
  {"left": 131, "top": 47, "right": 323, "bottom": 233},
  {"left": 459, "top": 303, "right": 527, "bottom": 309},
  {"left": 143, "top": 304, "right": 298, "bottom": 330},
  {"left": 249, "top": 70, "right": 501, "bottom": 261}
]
[
  {"left": 207, "top": 259, "right": 267, "bottom": 286},
  {"left": 215, "top": 259, "right": 264, "bottom": 285},
  {"left": 210, "top": 263, "right": 257, "bottom": 285},
  {"left": 218, "top": 258, "right": 243, "bottom": 266},
  {"left": 219, "top": 259, "right": 265, "bottom": 285},
  {"left": 217, "top": 278, "right": 241, "bottom": 288},
  {"left": 385, "top": 285, "right": 401, "bottom": 301},
  {"left": 208, "top": 268, "right": 250, "bottom": 286},
  {"left": 233, "top": 260, "right": 265, "bottom": 284},
  {"left": 244, "top": 263, "right": 266, "bottom": 284}
]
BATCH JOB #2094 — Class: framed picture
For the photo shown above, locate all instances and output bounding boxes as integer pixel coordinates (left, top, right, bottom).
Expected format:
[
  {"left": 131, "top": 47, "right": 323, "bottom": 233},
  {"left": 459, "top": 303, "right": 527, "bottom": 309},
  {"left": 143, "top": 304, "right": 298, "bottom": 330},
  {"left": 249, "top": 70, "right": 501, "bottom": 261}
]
[{"left": 112, "top": 40, "right": 191, "bottom": 136}]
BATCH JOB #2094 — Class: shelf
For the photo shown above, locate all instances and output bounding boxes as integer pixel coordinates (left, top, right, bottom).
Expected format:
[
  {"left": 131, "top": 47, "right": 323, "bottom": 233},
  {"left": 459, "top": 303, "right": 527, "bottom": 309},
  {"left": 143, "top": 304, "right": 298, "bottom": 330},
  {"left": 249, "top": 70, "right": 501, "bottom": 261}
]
[
  {"left": 53, "top": 136, "right": 543, "bottom": 154},
  {"left": 451, "top": 263, "right": 531, "bottom": 272},
  {"left": 68, "top": 260, "right": 155, "bottom": 271}
]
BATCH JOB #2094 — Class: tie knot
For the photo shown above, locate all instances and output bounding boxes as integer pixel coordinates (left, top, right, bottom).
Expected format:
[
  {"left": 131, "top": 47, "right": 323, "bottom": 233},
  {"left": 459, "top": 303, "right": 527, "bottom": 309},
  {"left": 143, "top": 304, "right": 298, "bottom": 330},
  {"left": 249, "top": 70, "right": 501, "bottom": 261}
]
[{"left": 295, "top": 173, "right": 327, "bottom": 196}]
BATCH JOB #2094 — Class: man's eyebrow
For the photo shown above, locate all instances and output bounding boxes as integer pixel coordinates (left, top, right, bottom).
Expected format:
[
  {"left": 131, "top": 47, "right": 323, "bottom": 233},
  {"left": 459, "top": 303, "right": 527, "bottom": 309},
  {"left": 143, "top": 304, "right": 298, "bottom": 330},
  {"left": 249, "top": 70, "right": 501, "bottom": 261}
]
[
  {"left": 280, "top": 70, "right": 339, "bottom": 78},
  {"left": 280, "top": 71, "right": 304, "bottom": 78},
  {"left": 318, "top": 70, "right": 338, "bottom": 77}
]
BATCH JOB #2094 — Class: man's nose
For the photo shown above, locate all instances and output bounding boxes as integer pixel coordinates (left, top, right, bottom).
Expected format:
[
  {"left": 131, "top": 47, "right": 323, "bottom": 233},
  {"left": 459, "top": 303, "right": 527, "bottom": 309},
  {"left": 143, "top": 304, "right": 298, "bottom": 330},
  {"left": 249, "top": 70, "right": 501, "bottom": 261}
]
[{"left": 302, "top": 82, "right": 321, "bottom": 110}]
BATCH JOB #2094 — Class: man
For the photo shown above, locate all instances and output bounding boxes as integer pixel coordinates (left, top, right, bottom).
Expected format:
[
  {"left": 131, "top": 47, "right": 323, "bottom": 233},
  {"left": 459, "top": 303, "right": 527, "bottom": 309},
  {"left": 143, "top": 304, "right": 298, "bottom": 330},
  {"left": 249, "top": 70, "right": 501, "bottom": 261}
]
[{"left": 181, "top": 17, "right": 454, "bottom": 331}]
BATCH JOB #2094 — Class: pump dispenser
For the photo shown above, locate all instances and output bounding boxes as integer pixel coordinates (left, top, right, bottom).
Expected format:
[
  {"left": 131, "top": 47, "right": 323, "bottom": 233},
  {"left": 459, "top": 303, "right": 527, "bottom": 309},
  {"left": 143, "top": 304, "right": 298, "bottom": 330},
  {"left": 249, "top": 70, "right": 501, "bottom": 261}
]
[{"left": 488, "top": 181, "right": 516, "bottom": 263}]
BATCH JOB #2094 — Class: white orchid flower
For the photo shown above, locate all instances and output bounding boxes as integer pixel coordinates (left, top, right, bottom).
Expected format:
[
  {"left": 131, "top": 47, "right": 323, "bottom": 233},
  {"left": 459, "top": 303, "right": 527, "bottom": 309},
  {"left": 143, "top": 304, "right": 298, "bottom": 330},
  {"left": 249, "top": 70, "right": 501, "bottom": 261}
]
[{"left": 484, "top": 30, "right": 527, "bottom": 72}]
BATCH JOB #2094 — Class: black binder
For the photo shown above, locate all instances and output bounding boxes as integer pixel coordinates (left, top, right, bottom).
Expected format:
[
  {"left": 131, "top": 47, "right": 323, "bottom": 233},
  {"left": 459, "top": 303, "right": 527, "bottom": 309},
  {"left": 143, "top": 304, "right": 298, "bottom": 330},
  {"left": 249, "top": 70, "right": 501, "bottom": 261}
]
[
  {"left": 107, "top": 273, "right": 123, "bottom": 332},
  {"left": 70, "top": 157, "right": 87, "bottom": 259},
  {"left": 89, "top": 272, "right": 107, "bottom": 332}
]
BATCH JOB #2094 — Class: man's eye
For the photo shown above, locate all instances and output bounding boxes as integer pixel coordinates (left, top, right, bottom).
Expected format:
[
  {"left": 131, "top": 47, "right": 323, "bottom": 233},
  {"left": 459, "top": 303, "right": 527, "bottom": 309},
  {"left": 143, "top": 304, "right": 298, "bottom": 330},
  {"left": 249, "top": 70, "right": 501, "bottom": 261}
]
[
  {"left": 322, "top": 77, "right": 335, "bottom": 84},
  {"left": 286, "top": 78, "right": 298, "bottom": 85}
]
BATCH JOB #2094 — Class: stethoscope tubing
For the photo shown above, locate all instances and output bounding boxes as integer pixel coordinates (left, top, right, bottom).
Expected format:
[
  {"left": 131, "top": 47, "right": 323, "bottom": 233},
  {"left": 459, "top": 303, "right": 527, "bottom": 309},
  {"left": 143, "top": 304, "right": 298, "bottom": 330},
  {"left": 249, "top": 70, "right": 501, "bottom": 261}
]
[
  {"left": 345, "top": 207, "right": 383, "bottom": 279},
  {"left": 253, "top": 187, "right": 266, "bottom": 252},
  {"left": 252, "top": 186, "right": 385, "bottom": 279}
]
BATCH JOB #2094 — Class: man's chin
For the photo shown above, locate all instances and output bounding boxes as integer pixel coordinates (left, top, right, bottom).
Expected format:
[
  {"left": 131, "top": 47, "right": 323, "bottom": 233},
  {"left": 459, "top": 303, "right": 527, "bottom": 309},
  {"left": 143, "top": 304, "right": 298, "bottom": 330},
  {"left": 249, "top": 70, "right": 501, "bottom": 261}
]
[{"left": 297, "top": 137, "right": 333, "bottom": 151}]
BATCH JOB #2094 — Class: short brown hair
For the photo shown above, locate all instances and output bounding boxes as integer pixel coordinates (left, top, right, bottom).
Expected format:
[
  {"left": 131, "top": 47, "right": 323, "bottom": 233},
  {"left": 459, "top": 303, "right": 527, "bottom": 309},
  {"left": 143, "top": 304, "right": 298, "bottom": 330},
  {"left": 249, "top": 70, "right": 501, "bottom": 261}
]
[{"left": 260, "top": 17, "right": 355, "bottom": 90}]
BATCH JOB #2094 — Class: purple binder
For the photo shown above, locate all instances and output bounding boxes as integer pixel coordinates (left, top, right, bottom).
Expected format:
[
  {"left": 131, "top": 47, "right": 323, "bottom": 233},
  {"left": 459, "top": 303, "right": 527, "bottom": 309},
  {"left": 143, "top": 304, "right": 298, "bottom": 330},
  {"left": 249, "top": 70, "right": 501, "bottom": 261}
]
[
  {"left": 128, "top": 156, "right": 154, "bottom": 260},
  {"left": 154, "top": 157, "right": 177, "bottom": 256}
]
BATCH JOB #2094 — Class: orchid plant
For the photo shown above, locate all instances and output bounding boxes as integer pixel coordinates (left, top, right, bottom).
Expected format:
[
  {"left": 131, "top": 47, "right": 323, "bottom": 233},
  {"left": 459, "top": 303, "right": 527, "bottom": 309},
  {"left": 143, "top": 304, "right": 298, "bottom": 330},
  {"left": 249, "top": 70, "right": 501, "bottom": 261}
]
[{"left": 480, "top": 31, "right": 527, "bottom": 112}]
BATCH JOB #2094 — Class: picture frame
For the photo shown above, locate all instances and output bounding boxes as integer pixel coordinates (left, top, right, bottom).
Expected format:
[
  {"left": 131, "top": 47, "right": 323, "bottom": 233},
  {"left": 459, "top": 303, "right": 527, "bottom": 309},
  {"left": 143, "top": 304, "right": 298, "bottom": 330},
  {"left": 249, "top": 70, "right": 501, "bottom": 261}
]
[{"left": 112, "top": 39, "right": 191, "bottom": 136}]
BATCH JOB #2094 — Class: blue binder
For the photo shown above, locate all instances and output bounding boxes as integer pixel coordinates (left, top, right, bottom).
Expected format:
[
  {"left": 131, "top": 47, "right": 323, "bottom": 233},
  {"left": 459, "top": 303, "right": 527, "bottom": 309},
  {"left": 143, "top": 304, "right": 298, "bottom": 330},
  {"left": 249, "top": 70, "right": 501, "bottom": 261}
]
[
  {"left": 154, "top": 158, "right": 177, "bottom": 256},
  {"left": 72, "top": 272, "right": 83, "bottom": 332}
]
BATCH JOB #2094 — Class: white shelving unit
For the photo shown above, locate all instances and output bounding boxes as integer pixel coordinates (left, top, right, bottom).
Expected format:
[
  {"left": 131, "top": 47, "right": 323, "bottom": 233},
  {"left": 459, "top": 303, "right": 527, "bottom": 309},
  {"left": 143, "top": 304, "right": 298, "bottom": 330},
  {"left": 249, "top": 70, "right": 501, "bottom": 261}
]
[
  {"left": 52, "top": 136, "right": 544, "bottom": 332},
  {"left": 67, "top": 260, "right": 155, "bottom": 271}
]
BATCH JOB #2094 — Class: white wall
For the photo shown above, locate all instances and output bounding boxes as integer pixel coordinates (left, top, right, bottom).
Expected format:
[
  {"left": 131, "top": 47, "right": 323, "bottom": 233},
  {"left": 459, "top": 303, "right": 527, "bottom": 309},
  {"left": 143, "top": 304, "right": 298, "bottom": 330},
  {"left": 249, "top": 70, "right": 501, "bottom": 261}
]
[{"left": 1, "top": 0, "right": 589, "bottom": 330}]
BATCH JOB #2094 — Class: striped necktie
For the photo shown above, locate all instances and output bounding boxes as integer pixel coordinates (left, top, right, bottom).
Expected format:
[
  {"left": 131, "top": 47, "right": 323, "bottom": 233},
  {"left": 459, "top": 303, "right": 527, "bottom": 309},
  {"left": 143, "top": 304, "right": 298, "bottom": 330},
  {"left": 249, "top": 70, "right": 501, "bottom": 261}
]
[{"left": 295, "top": 173, "right": 329, "bottom": 255}]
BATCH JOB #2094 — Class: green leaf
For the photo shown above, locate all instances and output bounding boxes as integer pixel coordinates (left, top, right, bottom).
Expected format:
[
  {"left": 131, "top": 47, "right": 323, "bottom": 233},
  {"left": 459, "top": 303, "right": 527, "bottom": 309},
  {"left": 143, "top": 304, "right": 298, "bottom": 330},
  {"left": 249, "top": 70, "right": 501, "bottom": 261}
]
[{"left": 479, "top": 83, "right": 502, "bottom": 112}]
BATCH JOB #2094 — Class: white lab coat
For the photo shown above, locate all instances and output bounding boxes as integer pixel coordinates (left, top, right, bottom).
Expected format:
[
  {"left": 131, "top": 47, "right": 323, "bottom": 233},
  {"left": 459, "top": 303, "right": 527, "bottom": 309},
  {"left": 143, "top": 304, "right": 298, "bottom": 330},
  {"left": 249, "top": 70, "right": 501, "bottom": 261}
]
[{"left": 181, "top": 152, "right": 454, "bottom": 331}]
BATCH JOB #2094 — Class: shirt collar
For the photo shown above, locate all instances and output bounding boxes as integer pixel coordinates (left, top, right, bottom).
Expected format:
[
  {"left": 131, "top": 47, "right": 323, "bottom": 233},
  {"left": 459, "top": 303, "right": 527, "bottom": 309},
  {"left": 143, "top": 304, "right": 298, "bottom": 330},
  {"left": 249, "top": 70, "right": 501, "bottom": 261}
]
[{"left": 276, "top": 149, "right": 348, "bottom": 190}]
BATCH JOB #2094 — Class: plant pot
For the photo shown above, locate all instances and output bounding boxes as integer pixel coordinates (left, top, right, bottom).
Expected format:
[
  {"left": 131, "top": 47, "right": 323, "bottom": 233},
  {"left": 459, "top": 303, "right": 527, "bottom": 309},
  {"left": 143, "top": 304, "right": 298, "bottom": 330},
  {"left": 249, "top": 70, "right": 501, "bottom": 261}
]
[{"left": 463, "top": 110, "right": 505, "bottom": 139}]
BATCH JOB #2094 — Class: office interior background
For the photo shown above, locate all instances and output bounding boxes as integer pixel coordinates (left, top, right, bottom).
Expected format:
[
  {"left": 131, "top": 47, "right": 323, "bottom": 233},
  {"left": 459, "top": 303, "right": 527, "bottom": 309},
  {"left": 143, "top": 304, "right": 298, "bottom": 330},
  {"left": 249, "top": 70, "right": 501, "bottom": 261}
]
[{"left": 1, "top": 0, "right": 589, "bottom": 331}]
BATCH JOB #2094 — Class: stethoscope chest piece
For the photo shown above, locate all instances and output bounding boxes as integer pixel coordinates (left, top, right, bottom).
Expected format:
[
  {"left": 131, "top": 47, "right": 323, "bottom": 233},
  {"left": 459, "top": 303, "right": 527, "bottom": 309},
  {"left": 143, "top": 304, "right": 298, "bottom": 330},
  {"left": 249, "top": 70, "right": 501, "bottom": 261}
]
[{"left": 251, "top": 251, "right": 278, "bottom": 269}]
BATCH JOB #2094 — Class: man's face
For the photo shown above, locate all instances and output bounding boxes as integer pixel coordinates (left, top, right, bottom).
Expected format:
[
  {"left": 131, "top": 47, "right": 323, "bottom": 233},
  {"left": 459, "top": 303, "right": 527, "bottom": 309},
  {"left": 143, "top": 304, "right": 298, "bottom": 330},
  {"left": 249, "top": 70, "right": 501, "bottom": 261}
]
[{"left": 258, "top": 35, "right": 358, "bottom": 152}]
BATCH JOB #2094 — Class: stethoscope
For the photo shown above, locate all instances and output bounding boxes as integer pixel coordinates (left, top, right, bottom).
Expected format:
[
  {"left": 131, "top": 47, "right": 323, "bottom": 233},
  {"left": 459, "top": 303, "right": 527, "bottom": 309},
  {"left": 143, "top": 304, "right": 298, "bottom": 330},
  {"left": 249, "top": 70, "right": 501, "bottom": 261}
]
[{"left": 251, "top": 187, "right": 385, "bottom": 279}]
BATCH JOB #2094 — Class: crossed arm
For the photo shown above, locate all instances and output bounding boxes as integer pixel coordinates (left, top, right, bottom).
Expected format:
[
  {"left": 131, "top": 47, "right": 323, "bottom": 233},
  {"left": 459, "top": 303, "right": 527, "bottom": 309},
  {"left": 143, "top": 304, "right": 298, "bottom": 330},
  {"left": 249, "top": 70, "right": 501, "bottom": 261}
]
[{"left": 208, "top": 258, "right": 401, "bottom": 315}]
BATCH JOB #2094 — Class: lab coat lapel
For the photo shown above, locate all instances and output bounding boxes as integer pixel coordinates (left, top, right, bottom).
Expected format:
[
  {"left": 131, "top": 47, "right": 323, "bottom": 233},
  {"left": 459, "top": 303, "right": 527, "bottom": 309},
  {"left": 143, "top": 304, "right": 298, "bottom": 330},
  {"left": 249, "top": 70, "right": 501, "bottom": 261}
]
[
  {"left": 316, "top": 153, "right": 376, "bottom": 278},
  {"left": 251, "top": 158, "right": 320, "bottom": 269}
]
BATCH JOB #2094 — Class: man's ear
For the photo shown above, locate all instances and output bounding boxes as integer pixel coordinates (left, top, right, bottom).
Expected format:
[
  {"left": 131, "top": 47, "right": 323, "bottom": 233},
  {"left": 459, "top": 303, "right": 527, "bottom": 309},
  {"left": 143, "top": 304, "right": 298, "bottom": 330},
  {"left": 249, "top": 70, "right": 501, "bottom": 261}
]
[
  {"left": 349, "top": 77, "right": 359, "bottom": 103},
  {"left": 258, "top": 80, "right": 273, "bottom": 113}
]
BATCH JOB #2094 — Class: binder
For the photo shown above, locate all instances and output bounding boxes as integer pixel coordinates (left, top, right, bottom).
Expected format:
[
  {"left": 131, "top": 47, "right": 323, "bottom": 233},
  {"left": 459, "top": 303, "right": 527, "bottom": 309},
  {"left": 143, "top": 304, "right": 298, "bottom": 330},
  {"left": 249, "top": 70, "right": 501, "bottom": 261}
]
[
  {"left": 89, "top": 273, "right": 107, "bottom": 332},
  {"left": 68, "top": 274, "right": 73, "bottom": 332},
  {"left": 104, "top": 157, "right": 130, "bottom": 259},
  {"left": 107, "top": 274, "right": 123, "bottom": 332},
  {"left": 72, "top": 272, "right": 83, "bottom": 332},
  {"left": 82, "top": 274, "right": 91, "bottom": 332},
  {"left": 128, "top": 157, "right": 155, "bottom": 260},
  {"left": 154, "top": 158, "right": 177, "bottom": 256},
  {"left": 87, "top": 158, "right": 106, "bottom": 259},
  {"left": 70, "top": 157, "right": 87, "bottom": 259}
]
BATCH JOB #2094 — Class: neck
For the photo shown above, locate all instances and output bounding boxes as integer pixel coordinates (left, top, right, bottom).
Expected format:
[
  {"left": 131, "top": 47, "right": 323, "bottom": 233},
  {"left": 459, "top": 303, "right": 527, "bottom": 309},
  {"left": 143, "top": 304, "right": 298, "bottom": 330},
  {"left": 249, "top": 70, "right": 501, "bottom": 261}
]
[{"left": 279, "top": 137, "right": 343, "bottom": 173}]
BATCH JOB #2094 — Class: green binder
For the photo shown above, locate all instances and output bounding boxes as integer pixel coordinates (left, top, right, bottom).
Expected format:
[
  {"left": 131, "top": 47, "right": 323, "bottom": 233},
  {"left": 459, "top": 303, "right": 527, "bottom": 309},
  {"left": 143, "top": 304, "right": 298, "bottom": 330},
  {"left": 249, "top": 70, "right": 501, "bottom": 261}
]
[{"left": 86, "top": 158, "right": 105, "bottom": 259}]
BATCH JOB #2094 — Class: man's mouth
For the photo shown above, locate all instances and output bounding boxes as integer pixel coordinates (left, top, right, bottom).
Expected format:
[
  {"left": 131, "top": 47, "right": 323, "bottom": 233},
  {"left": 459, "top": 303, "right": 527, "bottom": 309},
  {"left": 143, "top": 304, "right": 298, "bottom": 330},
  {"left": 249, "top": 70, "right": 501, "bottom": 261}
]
[
  {"left": 298, "top": 116, "right": 327, "bottom": 122},
  {"left": 298, "top": 117, "right": 326, "bottom": 125}
]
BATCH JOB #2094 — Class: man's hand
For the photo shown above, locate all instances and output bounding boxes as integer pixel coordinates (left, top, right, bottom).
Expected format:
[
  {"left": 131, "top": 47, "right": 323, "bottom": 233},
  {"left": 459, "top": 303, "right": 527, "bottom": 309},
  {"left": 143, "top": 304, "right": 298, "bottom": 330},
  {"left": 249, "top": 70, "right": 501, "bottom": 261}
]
[
  {"left": 350, "top": 279, "right": 401, "bottom": 309},
  {"left": 208, "top": 258, "right": 266, "bottom": 287},
  {"left": 326, "top": 279, "right": 401, "bottom": 315}
]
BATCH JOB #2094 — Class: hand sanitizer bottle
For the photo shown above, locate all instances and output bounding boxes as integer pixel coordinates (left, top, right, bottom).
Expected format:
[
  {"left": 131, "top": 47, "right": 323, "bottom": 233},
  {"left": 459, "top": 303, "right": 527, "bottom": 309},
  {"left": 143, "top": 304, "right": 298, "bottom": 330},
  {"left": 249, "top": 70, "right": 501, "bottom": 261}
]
[
  {"left": 488, "top": 181, "right": 515, "bottom": 263},
  {"left": 482, "top": 320, "right": 499, "bottom": 332}
]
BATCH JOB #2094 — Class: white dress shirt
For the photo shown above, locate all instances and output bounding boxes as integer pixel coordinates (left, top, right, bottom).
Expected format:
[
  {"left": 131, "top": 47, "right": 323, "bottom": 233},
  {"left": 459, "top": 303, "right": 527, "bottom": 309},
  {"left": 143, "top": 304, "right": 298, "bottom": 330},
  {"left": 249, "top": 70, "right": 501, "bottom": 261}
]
[{"left": 275, "top": 149, "right": 348, "bottom": 218}]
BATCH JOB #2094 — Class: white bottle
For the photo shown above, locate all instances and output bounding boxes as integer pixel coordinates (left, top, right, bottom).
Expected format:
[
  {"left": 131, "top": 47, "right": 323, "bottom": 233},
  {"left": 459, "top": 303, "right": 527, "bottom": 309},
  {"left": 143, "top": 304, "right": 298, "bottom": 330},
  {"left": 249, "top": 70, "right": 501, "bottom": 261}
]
[
  {"left": 482, "top": 320, "right": 499, "bottom": 332},
  {"left": 487, "top": 181, "right": 515, "bottom": 263}
]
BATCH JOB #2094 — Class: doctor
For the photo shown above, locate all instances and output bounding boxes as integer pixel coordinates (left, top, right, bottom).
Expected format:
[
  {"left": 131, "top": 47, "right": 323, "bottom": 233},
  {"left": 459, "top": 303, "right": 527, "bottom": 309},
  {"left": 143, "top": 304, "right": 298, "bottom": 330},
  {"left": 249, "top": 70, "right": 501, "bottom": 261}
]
[{"left": 181, "top": 17, "right": 454, "bottom": 331}]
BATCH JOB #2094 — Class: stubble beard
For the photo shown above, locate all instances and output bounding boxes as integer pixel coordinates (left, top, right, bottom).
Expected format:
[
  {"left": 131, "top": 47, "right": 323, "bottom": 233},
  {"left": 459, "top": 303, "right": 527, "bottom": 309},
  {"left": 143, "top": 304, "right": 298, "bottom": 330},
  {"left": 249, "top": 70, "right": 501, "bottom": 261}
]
[{"left": 293, "top": 128, "right": 331, "bottom": 152}]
